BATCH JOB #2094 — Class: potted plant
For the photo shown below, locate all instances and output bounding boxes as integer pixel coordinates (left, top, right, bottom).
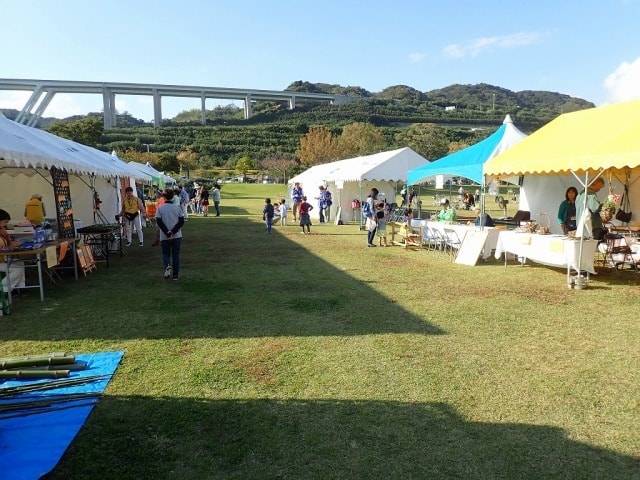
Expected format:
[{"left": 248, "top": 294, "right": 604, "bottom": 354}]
[{"left": 600, "top": 194, "right": 620, "bottom": 222}]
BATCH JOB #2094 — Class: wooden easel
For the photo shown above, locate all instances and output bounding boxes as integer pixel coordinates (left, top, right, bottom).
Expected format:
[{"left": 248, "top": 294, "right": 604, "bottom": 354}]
[{"left": 76, "top": 244, "right": 97, "bottom": 276}]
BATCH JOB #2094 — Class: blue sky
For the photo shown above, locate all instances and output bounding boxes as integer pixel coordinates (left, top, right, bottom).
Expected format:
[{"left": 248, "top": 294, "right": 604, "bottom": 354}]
[{"left": 2, "top": 0, "right": 640, "bottom": 121}]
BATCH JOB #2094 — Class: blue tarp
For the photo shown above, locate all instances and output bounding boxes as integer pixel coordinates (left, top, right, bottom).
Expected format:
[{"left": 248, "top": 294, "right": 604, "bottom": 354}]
[
  {"left": 407, "top": 115, "right": 526, "bottom": 185},
  {"left": 0, "top": 351, "right": 124, "bottom": 480}
]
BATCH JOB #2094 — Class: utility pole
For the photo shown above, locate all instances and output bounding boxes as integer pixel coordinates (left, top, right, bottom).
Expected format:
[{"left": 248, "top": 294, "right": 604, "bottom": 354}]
[{"left": 143, "top": 143, "right": 153, "bottom": 153}]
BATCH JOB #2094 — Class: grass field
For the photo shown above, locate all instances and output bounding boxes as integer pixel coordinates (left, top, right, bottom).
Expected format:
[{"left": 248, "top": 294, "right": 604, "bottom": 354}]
[{"left": 2, "top": 184, "right": 639, "bottom": 479}]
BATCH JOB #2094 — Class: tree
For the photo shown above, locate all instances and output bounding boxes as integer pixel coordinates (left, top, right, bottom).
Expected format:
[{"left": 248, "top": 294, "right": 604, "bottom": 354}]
[
  {"left": 337, "top": 122, "right": 387, "bottom": 158},
  {"left": 447, "top": 141, "right": 469, "bottom": 154},
  {"left": 155, "top": 152, "right": 180, "bottom": 176},
  {"left": 297, "top": 126, "right": 339, "bottom": 167},
  {"left": 118, "top": 148, "right": 160, "bottom": 166},
  {"left": 260, "top": 154, "right": 297, "bottom": 183},
  {"left": 395, "top": 123, "right": 450, "bottom": 160},
  {"left": 47, "top": 118, "right": 103, "bottom": 146},
  {"left": 235, "top": 156, "right": 253, "bottom": 180},
  {"left": 176, "top": 145, "right": 199, "bottom": 179}
]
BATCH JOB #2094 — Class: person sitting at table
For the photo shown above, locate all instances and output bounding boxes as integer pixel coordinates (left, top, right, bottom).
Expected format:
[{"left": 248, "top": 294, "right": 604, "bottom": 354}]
[
  {"left": 468, "top": 208, "right": 495, "bottom": 227},
  {"left": 436, "top": 198, "right": 457, "bottom": 223},
  {"left": 24, "top": 193, "right": 46, "bottom": 226},
  {"left": 0, "top": 209, "right": 26, "bottom": 296}
]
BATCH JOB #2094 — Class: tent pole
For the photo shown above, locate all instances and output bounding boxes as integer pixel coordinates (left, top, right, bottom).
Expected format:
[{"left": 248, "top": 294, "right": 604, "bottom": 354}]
[
  {"left": 574, "top": 171, "right": 588, "bottom": 286},
  {"left": 572, "top": 169, "right": 604, "bottom": 288},
  {"left": 359, "top": 181, "right": 363, "bottom": 229},
  {"left": 480, "top": 179, "right": 486, "bottom": 230}
]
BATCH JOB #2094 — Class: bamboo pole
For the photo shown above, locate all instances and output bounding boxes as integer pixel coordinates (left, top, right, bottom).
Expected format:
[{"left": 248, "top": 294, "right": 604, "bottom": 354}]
[
  {"left": 0, "top": 354, "right": 75, "bottom": 370},
  {"left": 4, "top": 362, "right": 87, "bottom": 372},
  {"left": 0, "top": 370, "right": 71, "bottom": 379}
]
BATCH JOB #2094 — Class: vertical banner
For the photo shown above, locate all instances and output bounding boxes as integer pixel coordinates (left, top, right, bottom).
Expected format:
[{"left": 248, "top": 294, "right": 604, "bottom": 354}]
[{"left": 50, "top": 166, "right": 76, "bottom": 238}]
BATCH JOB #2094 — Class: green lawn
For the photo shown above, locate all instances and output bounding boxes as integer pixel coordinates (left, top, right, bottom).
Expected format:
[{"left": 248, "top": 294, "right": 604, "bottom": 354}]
[{"left": 2, "top": 184, "right": 639, "bottom": 480}]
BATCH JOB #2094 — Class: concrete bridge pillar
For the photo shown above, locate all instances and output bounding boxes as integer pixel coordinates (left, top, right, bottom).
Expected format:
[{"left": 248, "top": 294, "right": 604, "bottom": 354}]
[
  {"left": 16, "top": 86, "right": 43, "bottom": 124},
  {"left": 201, "top": 92, "right": 207, "bottom": 125},
  {"left": 153, "top": 89, "right": 162, "bottom": 127},
  {"left": 27, "top": 91, "right": 56, "bottom": 127},
  {"left": 244, "top": 93, "right": 252, "bottom": 119},
  {"left": 102, "top": 89, "right": 116, "bottom": 128}
]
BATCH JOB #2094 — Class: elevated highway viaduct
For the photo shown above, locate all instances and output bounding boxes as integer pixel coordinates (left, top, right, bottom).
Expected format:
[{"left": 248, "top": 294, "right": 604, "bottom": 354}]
[{"left": 0, "top": 78, "right": 355, "bottom": 128}]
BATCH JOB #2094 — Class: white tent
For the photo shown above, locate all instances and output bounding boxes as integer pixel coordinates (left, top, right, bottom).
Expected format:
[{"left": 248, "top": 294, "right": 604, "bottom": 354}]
[
  {"left": 128, "top": 161, "right": 176, "bottom": 189},
  {"left": 0, "top": 113, "right": 149, "bottom": 228},
  {"left": 288, "top": 147, "right": 429, "bottom": 222}
]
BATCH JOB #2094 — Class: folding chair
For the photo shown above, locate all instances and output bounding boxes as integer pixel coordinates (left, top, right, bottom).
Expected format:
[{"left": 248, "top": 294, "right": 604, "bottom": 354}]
[
  {"left": 420, "top": 223, "right": 440, "bottom": 252},
  {"left": 389, "top": 207, "right": 406, "bottom": 223},
  {"left": 443, "top": 228, "right": 464, "bottom": 261},
  {"left": 421, "top": 225, "right": 438, "bottom": 251},
  {"left": 431, "top": 229, "right": 446, "bottom": 253},
  {"left": 600, "top": 233, "right": 638, "bottom": 274}
]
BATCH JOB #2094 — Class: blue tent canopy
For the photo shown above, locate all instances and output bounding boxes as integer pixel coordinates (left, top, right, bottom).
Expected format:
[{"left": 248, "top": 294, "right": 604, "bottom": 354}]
[{"left": 407, "top": 115, "right": 526, "bottom": 185}]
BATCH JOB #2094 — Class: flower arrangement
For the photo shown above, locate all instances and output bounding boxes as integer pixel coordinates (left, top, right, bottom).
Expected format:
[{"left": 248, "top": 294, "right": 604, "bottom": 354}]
[
  {"left": 600, "top": 193, "right": 620, "bottom": 222},
  {"left": 602, "top": 193, "right": 621, "bottom": 211}
]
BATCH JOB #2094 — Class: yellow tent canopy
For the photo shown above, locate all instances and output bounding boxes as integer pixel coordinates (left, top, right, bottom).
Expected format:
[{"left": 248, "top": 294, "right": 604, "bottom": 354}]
[{"left": 484, "top": 98, "right": 640, "bottom": 178}]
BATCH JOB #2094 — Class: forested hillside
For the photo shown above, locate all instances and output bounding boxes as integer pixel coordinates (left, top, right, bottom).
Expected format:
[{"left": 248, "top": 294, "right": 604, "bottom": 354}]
[{"left": 1, "top": 82, "right": 594, "bottom": 179}]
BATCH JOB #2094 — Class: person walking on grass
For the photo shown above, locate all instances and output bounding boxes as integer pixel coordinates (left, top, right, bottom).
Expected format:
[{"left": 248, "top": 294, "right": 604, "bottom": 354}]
[
  {"left": 155, "top": 189, "right": 185, "bottom": 281},
  {"left": 376, "top": 202, "right": 389, "bottom": 246},
  {"left": 279, "top": 199, "right": 288, "bottom": 226},
  {"left": 298, "top": 196, "right": 313, "bottom": 234},
  {"left": 363, "top": 187, "right": 379, "bottom": 247},
  {"left": 121, "top": 186, "right": 146, "bottom": 247},
  {"left": 199, "top": 185, "right": 210, "bottom": 217},
  {"left": 178, "top": 185, "right": 189, "bottom": 221},
  {"left": 211, "top": 183, "right": 221, "bottom": 216},
  {"left": 263, "top": 198, "right": 275, "bottom": 234},
  {"left": 291, "top": 182, "right": 303, "bottom": 222}
]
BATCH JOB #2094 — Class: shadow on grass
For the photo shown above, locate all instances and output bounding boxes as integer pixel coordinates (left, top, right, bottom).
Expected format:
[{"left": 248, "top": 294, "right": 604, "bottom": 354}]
[
  {"left": 2, "top": 216, "right": 443, "bottom": 340},
  {"left": 44, "top": 396, "right": 639, "bottom": 480}
]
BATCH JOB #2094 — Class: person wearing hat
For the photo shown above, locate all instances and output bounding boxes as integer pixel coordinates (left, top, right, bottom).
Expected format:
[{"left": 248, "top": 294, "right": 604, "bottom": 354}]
[
  {"left": 24, "top": 194, "right": 46, "bottom": 226},
  {"left": 436, "top": 198, "right": 457, "bottom": 223},
  {"left": 121, "top": 186, "right": 146, "bottom": 247}
]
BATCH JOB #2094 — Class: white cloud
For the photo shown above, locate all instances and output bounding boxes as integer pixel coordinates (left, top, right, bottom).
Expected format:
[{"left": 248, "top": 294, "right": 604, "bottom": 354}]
[
  {"left": 443, "top": 44, "right": 464, "bottom": 58},
  {"left": 443, "top": 31, "right": 544, "bottom": 58},
  {"left": 0, "top": 91, "right": 93, "bottom": 118},
  {"left": 0, "top": 91, "right": 32, "bottom": 111},
  {"left": 604, "top": 56, "right": 640, "bottom": 102},
  {"left": 46, "top": 94, "right": 87, "bottom": 118},
  {"left": 408, "top": 52, "right": 427, "bottom": 63}
]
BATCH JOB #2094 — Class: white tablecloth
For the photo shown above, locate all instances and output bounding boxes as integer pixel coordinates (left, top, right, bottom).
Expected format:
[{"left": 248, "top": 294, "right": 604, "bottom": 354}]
[
  {"left": 494, "top": 231, "right": 599, "bottom": 274},
  {"left": 426, "top": 221, "right": 500, "bottom": 259}
]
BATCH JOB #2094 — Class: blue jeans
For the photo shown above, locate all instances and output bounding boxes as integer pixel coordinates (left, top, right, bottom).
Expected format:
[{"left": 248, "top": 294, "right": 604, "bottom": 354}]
[
  {"left": 214, "top": 201, "right": 220, "bottom": 216},
  {"left": 265, "top": 216, "right": 273, "bottom": 233},
  {"left": 161, "top": 237, "right": 182, "bottom": 278}
]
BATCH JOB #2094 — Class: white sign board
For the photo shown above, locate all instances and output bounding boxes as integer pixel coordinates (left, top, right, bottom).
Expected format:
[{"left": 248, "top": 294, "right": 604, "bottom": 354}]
[{"left": 455, "top": 230, "right": 490, "bottom": 266}]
